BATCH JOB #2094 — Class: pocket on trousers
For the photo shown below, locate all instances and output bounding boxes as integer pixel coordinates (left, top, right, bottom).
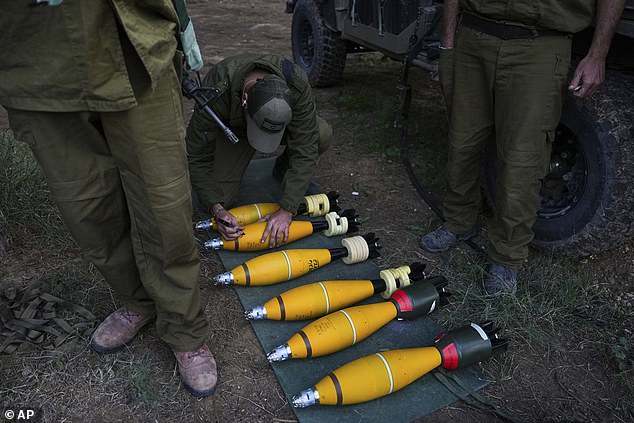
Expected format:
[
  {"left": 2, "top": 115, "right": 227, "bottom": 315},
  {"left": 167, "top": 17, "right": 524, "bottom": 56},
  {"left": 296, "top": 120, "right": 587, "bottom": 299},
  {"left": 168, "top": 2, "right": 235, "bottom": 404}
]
[
  {"left": 539, "top": 90, "right": 562, "bottom": 133},
  {"left": 6, "top": 108, "right": 36, "bottom": 147},
  {"left": 540, "top": 49, "right": 570, "bottom": 132}
]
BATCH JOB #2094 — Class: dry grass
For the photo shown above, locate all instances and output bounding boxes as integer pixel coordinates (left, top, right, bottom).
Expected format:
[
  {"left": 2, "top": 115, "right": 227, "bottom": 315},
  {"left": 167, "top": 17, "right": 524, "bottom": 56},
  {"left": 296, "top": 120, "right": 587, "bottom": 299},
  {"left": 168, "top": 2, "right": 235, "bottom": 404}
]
[{"left": 0, "top": 251, "right": 295, "bottom": 423}]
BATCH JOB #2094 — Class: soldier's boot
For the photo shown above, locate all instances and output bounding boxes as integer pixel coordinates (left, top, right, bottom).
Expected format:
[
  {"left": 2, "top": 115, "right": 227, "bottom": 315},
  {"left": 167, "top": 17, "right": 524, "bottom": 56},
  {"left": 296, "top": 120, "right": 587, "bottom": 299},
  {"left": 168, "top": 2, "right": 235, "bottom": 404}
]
[
  {"left": 90, "top": 308, "right": 154, "bottom": 354},
  {"left": 484, "top": 262, "right": 519, "bottom": 296},
  {"left": 419, "top": 225, "right": 479, "bottom": 253},
  {"left": 174, "top": 344, "right": 218, "bottom": 398}
]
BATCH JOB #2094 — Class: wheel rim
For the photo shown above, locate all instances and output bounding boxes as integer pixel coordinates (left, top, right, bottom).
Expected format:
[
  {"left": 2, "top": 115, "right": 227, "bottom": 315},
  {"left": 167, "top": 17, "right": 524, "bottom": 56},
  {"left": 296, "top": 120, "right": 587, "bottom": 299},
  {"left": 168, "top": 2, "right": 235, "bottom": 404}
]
[
  {"left": 538, "top": 124, "right": 588, "bottom": 219},
  {"left": 297, "top": 17, "right": 315, "bottom": 69}
]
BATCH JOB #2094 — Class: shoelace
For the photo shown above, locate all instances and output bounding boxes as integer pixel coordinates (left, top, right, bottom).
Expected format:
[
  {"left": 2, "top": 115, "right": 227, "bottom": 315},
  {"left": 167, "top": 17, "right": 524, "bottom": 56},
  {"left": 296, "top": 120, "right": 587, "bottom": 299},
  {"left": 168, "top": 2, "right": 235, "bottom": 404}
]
[
  {"left": 120, "top": 309, "right": 146, "bottom": 323},
  {"left": 181, "top": 346, "right": 209, "bottom": 361}
]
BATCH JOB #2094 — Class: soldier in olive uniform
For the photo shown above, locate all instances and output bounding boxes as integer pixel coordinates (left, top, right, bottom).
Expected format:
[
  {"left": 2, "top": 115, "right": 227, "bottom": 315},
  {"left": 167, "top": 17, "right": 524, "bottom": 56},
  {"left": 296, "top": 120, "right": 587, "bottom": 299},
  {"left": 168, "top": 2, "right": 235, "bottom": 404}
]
[
  {"left": 0, "top": 0, "right": 216, "bottom": 397},
  {"left": 187, "top": 53, "right": 332, "bottom": 247},
  {"left": 420, "top": 0, "right": 625, "bottom": 295}
]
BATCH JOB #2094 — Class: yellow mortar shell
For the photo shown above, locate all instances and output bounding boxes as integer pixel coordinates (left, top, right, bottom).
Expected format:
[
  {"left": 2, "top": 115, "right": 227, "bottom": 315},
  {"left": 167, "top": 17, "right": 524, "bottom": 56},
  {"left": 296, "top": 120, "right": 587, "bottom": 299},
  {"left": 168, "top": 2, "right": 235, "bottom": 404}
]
[
  {"left": 264, "top": 280, "right": 377, "bottom": 320},
  {"left": 231, "top": 249, "right": 332, "bottom": 286},
  {"left": 315, "top": 347, "right": 442, "bottom": 405},
  {"left": 222, "top": 221, "right": 315, "bottom": 251},
  {"left": 213, "top": 202, "right": 281, "bottom": 229},
  {"left": 286, "top": 302, "right": 397, "bottom": 358}
]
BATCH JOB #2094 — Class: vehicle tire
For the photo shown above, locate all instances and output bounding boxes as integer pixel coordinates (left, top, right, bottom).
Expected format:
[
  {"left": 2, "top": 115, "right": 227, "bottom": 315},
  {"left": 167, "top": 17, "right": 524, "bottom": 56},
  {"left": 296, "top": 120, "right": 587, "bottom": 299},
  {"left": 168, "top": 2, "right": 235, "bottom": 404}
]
[
  {"left": 291, "top": 0, "right": 347, "bottom": 87},
  {"left": 483, "top": 71, "right": 634, "bottom": 257}
]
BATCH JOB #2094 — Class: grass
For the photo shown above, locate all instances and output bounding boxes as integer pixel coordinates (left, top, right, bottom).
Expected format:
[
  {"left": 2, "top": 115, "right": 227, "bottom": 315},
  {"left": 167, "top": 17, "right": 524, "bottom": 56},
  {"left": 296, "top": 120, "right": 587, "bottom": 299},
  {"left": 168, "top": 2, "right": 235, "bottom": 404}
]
[
  {"left": 432, "top": 243, "right": 617, "bottom": 343},
  {"left": 128, "top": 353, "right": 161, "bottom": 406},
  {"left": 435, "top": 244, "right": 633, "bottom": 397},
  {"left": 612, "top": 336, "right": 634, "bottom": 393},
  {"left": 335, "top": 58, "right": 450, "bottom": 174},
  {"left": 336, "top": 94, "right": 374, "bottom": 112},
  {"left": 0, "top": 129, "right": 67, "bottom": 248},
  {"left": 367, "top": 121, "right": 401, "bottom": 158},
  {"left": 428, "top": 245, "right": 634, "bottom": 420}
]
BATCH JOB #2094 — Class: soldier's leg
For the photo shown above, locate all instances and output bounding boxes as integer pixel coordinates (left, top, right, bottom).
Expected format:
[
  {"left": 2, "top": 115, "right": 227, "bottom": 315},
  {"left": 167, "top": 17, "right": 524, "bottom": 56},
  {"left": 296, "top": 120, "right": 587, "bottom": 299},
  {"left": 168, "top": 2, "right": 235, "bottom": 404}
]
[
  {"left": 317, "top": 116, "right": 332, "bottom": 154},
  {"left": 487, "top": 36, "right": 571, "bottom": 267},
  {"left": 438, "top": 47, "right": 455, "bottom": 118},
  {"left": 100, "top": 67, "right": 208, "bottom": 352},
  {"left": 6, "top": 109, "right": 155, "bottom": 316},
  {"left": 441, "top": 27, "right": 498, "bottom": 234}
]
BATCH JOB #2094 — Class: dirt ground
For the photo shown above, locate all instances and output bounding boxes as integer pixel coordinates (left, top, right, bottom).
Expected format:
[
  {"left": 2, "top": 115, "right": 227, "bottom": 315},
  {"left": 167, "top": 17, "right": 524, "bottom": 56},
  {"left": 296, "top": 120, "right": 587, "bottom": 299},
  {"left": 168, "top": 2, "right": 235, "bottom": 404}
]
[{"left": 1, "top": 1, "right": 633, "bottom": 422}]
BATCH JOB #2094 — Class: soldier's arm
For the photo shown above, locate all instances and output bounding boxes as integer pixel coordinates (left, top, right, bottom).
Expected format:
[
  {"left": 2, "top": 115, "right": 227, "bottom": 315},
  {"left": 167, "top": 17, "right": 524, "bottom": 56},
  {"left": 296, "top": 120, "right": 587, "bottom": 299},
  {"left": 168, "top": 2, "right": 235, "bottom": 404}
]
[
  {"left": 568, "top": 0, "right": 626, "bottom": 98},
  {"left": 441, "top": 0, "right": 460, "bottom": 49},
  {"left": 257, "top": 84, "right": 319, "bottom": 248},
  {"left": 279, "top": 86, "right": 319, "bottom": 214}
]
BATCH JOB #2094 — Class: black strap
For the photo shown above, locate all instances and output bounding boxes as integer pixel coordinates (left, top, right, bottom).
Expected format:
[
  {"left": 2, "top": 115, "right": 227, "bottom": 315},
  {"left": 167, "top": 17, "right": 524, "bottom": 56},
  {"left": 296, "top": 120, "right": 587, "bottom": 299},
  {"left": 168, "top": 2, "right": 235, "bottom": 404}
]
[
  {"left": 397, "top": 7, "right": 445, "bottom": 220},
  {"left": 1, "top": 285, "right": 96, "bottom": 354},
  {"left": 171, "top": 0, "right": 190, "bottom": 30},
  {"left": 170, "top": 0, "right": 190, "bottom": 72},
  {"left": 461, "top": 13, "right": 567, "bottom": 40}
]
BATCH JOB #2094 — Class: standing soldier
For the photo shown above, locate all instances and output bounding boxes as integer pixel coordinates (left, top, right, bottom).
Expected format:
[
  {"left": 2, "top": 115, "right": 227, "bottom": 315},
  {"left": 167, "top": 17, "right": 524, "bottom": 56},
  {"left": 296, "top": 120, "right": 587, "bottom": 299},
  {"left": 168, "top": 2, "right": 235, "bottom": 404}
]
[
  {"left": 420, "top": 0, "right": 626, "bottom": 295},
  {"left": 187, "top": 53, "right": 332, "bottom": 248},
  {"left": 0, "top": 0, "right": 216, "bottom": 398}
]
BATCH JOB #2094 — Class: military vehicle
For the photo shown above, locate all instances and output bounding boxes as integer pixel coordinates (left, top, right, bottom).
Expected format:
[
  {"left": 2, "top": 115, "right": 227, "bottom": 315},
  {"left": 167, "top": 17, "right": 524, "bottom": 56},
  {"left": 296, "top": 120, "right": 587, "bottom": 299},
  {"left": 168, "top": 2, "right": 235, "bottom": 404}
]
[{"left": 285, "top": 0, "right": 634, "bottom": 257}]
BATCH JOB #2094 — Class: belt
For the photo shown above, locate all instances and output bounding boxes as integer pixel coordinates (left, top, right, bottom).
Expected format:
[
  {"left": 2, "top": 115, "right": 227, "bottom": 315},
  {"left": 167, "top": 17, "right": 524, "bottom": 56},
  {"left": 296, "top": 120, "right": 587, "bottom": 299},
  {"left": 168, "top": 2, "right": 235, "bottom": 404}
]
[{"left": 460, "top": 13, "right": 568, "bottom": 40}]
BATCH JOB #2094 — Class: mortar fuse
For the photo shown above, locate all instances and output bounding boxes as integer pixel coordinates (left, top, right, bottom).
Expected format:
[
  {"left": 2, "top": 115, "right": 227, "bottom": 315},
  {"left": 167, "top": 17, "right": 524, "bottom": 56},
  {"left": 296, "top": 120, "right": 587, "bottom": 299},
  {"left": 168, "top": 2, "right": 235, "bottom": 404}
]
[
  {"left": 204, "top": 238, "right": 223, "bottom": 250},
  {"left": 195, "top": 219, "right": 212, "bottom": 231},
  {"left": 244, "top": 305, "right": 266, "bottom": 320},
  {"left": 267, "top": 344, "right": 291, "bottom": 362},
  {"left": 292, "top": 388, "right": 319, "bottom": 408},
  {"left": 214, "top": 271, "right": 234, "bottom": 286}
]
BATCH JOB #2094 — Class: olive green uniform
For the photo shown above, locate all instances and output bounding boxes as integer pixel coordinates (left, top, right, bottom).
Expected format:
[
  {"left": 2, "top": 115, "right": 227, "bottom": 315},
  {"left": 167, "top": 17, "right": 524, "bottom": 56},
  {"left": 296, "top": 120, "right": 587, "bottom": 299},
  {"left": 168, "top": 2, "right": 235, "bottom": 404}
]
[
  {"left": 441, "top": 1, "right": 595, "bottom": 267},
  {"left": 0, "top": 0, "right": 207, "bottom": 351},
  {"left": 187, "top": 53, "right": 332, "bottom": 213}
]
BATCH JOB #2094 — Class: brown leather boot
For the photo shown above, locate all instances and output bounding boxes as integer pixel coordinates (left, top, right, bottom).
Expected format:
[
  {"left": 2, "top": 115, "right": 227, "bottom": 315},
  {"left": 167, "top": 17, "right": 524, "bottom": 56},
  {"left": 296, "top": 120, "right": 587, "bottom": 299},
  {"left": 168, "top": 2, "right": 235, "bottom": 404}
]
[
  {"left": 174, "top": 344, "right": 218, "bottom": 398},
  {"left": 90, "top": 307, "right": 153, "bottom": 354}
]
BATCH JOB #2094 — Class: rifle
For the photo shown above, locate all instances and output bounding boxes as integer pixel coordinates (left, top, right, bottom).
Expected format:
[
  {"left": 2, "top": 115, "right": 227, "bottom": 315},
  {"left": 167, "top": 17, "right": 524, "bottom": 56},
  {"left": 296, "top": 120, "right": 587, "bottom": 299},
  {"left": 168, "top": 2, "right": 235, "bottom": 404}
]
[{"left": 181, "top": 74, "right": 239, "bottom": 144}]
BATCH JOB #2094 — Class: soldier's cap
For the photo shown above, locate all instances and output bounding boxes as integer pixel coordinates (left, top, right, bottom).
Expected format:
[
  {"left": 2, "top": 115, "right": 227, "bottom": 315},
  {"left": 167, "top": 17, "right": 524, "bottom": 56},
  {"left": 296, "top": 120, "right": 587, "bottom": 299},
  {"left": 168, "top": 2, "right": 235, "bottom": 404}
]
[{"left": 245, "top": 75, "right": 292, "bottom": 154}]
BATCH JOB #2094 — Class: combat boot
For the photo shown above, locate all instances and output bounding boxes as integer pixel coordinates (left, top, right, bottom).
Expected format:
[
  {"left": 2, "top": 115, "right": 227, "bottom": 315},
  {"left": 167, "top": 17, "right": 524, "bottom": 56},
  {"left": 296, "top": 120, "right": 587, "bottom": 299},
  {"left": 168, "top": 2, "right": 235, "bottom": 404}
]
[
  {"left": 419, "top": 225, "right": 479, "bottom": 253},
  {"left": 174, "top": 343, "right": 218, "bottom": 398},
  {"left": 484, "top": 262, "right": 518, "bottom": 296},
  {"left": 90, "top": 308, "right": 154, "bottom": 354}
]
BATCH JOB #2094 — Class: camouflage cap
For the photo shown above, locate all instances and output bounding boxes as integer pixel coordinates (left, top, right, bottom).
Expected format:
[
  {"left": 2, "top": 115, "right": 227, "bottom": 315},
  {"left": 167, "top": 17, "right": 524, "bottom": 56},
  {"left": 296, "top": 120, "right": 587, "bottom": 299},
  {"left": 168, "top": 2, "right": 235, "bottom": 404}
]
[{"left": 245, "top": 75, "right": 292, "bottom": 153}]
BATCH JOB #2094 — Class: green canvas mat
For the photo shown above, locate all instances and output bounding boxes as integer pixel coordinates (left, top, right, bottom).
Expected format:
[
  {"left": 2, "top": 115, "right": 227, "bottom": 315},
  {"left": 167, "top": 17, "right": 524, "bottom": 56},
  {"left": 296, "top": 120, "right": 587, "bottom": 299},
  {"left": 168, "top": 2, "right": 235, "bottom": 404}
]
[{"left": 206, "top": 158, "right": 488, "bottom": 423}]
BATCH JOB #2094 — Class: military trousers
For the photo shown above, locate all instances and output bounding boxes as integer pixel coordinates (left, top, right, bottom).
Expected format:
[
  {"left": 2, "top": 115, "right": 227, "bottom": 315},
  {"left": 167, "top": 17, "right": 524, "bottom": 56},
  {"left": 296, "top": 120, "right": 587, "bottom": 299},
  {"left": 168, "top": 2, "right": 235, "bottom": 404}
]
[
  {"left": 7, "top": 68, "right": 208, "bottom": 351},
  {"left": 441, "top": 25, "right": 571, "bottom": 267}
]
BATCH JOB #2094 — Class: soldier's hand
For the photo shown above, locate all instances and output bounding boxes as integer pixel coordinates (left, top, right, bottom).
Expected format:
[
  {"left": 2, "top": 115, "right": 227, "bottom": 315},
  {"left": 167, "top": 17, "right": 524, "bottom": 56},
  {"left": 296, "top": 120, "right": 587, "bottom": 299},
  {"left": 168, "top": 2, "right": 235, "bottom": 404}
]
[
  {"left": 214, "top": 208, "right": 244, "bottom": 241},
  {"left": 568, "top": 55, "right": 605, "bottom": 98},
  {"left": 259, "top": 209, "right": 293, "bottom": 248},
  {"left": 439, "top": 35, "right": 455, "bottom": 50}
]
